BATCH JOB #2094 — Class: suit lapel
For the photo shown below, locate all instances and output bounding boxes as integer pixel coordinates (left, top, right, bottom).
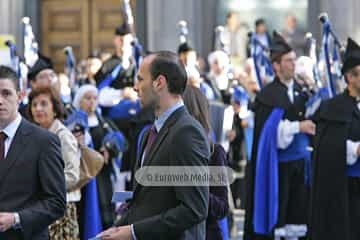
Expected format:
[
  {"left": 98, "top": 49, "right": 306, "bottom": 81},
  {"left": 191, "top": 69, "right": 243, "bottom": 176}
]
[
  {"left": 133, "top": 107, "right": 185, "bottom": 195},
  {"left": 141, "top": 107, "right": 185, "bottom": 167},
  {"left": 142, "top": 127, "right": 169, "bottom": 167},
  {"left": 0, "top": 119, "right": 31, "bottom": 183},
  {"left": 132, "top": 129, "right": 149, "bottom": 191},
  {"left": 136, "top": 130, "right": 149, "bottom": 170},
  {"left": 354, "top": 104, "right": 360, "bottom": 118}
]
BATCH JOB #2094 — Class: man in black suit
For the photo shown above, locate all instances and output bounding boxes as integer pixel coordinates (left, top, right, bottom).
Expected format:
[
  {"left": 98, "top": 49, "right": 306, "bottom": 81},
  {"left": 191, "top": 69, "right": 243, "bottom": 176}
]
[
  {"left": 99, "top": 51, "right": 210, "bottom": 240},
  {"left": 0, "top": 66, "right": 66, "bottom": 240}
]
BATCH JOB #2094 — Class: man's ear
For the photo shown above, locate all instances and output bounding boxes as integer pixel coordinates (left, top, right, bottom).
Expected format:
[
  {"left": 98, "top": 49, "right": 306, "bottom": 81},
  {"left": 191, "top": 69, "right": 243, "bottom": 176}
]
[
  {"left": 272, "top": 62, "right": 280, "bottom": 73},
  {"left": 153, "top": 74, "right": 166, "bottom": 90}
]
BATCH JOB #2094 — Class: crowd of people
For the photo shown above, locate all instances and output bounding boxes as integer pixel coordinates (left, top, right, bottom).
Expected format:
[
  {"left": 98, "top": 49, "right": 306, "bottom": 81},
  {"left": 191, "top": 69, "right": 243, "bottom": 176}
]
[{"left": 0, "top": 9, "right": 359, "bottom": 240}]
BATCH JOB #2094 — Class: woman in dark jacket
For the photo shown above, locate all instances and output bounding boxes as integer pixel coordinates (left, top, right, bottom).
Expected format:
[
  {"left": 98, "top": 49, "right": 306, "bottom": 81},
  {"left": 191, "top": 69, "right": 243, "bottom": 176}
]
[{"left": 183, "top": 85, "right": 229, "bottom": 240}]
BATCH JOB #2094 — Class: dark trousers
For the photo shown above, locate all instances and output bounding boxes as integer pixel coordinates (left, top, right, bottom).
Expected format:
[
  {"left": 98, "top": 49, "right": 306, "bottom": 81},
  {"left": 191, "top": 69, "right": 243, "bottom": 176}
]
[
  {"left": 277, "top": 159, "right": 309, "bottom": 227},
  {"left": 348, "top": 177, "right": 360, "bottom": 240},
  {"left": 245, "top": 160, "right": 309, "bottom": 240}
]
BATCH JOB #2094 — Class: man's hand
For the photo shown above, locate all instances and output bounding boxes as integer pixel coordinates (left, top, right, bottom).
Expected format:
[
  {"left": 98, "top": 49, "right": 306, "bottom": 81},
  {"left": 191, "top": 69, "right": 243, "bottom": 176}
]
[
  {"left": 98, "top": 225, "right": 132, "bottom": 240},
  {"left": 123, "top": 87, "right": 138, "bottom": 101},
  {"left": 0, "top": 213, "right": 15, "bottom": 232},
  {"left": 241, "top": 119, "right": 248, "bottom": 128},
  {"left": 357, "top": 144, "right": 360, "bottom": 157},
  {"left": 227, "top": 130, "right": 236, "bottom": 142},
  {"left": 299, "top": 120, "right": 316, "bottom": 135}
]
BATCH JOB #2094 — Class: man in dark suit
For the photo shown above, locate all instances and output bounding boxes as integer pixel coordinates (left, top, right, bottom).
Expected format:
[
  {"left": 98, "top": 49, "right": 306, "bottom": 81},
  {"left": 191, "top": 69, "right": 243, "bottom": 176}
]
[
  {"left": 0, "top": 66, "right": 66, "bottom": 240},
  {"left": 98, "top": 51, "right": 210, "bottom": 240}
]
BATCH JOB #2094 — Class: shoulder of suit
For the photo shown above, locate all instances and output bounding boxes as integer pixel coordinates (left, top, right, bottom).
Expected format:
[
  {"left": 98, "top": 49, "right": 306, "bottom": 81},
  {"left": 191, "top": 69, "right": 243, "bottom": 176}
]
[
  {"left": 175, "top": 115, "right": 208, "bottom": 141},
  {"left": 21, "top": 119, "right": 60, "bottom": 142}
]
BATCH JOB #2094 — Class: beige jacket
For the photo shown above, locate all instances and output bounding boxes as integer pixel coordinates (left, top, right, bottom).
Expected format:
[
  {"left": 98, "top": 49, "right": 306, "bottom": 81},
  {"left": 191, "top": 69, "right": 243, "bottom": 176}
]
[{"left": 49, "top": 119, "right": 81, "bottom": 202}]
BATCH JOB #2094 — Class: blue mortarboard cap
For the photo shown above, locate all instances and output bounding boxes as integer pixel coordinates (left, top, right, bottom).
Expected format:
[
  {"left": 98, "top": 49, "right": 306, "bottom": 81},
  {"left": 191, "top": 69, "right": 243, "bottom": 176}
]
[
  {"left": 232, "top": 86, "right": 249, "bottom": 104},
  {"left": 102, "top": 131, "right": 128, "bottom": 153},
  {"left": 65, "top": 109, "right": 89, "bottom": 130}
]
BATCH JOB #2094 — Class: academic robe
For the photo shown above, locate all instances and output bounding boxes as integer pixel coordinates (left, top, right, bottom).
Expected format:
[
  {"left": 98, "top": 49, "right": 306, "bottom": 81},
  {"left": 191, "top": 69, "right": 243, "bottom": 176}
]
[
  {"left": 244, "top": 77, "right": 310, "bottom": 240},
  {"left": 94, "top": 55, "right": 136, "bottom": 90},
  {"left": 309, "top": 90, "right": 360, "bottom": 240}
]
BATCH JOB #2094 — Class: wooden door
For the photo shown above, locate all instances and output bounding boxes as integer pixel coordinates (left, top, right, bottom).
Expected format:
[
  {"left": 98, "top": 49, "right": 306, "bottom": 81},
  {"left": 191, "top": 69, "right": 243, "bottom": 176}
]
[
  {"left": 41, "top": 0, "right": 89, "bottom": 72},
  {"left": 41, "top": 0, "right": 135, "bottom": 72},
  {"left": 90, "top": 0, "right": 122, "bottom": 55}
]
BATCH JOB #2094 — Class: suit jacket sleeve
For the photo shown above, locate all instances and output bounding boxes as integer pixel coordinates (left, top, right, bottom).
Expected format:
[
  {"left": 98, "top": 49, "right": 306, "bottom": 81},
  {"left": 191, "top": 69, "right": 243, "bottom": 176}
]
[
  {"left": 133, "top": 124, "right": 210, "bottom": 239},
  {"left": 19, "top": 133, "right": 66, "bottom": 239}
]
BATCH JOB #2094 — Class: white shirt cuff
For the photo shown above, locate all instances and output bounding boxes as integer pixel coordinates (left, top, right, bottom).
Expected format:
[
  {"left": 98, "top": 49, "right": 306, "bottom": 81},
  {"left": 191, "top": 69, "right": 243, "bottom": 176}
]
[
  {"left": 98, "top": 87, "right": 123, "bottom": 107},
  {"left": 346, "top": 140, "right": 360, "bottom": 165},
  {"left": 277, "top": 120, "right": 300, "bottom": 149},
  {"left": 130, "top": 224, "right": 137, "bottom": 240},
  {"left": 13, "top": 212, "right": 21, "bottom": 229}
]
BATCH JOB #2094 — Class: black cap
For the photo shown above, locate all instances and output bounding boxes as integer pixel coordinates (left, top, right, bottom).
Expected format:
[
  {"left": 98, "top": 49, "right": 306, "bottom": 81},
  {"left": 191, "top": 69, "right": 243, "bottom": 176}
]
[
  {"left": 115, "top": 23, "right": 132, "bottom": 36},
  {"left": 341, "top": 38, "right": 360, "bottom": 74},
  {"left": 27, "top": 54, "right": 53, "bottom": 81},
  {"left": 177, "top": 42, "right": 194, "bottom": 54},
  {"left": 270, "top": 31, "right": 293, "bottom": 62}
]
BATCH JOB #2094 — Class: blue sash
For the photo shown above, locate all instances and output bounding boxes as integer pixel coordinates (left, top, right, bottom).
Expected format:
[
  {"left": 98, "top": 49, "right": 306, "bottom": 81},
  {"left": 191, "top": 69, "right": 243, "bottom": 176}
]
[
  {"left": 244, "top": 126, "right": 254, "bottom": 161},
  {"left": 106, "top": 99, "right": 141, "bottom": 119},
  {"left": 200, "top": 82, "right": 215, "bottom": 100},
  {"left": 278, "top": 133, "right": 311, "bottom": 184},
  {"left": 254, "top": 109, "right": 312, "bottom": 234},
  {"left": 347, "top": 158, "right": 360, "bottom": 177},
  {"left": 278, "top": 133, "right": 310, "bottom": 163},
  {"left": 253, "top": 108, "right": 284, "bottom": 234},
  {"left": 98, "top": 63, "right": 122, "bottom": 90}
]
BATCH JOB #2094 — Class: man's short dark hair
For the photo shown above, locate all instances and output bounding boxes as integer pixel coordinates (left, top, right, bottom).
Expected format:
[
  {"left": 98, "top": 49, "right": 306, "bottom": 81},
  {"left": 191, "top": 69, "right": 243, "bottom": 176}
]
[
  {"left": 149, "top": 51, "right": 187, "bottom": 95},
  {"left": 226, "top": 11, "right": 236, "bottom": 20},
  {"left": 255, "top": 18, "right": 266, "bottom": 27},
  {"left": 0, "top": 65, "right": 20, "bottom": 91}
]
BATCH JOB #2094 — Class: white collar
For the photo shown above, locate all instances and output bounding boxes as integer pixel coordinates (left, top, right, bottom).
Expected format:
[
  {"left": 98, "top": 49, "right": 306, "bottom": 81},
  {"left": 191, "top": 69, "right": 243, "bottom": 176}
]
[{"left": 1, "top": 114, "right": 22, "bottom": 139}]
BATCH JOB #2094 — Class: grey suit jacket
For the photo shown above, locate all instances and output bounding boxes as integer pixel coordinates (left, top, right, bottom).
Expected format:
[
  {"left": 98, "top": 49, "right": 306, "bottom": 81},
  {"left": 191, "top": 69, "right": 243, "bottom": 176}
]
[
  {"left": 116, "top": 107, "right": 210, "bottom": 240},
  {"left": 0, "top": 119, "right": 66, "bottom": 240}
]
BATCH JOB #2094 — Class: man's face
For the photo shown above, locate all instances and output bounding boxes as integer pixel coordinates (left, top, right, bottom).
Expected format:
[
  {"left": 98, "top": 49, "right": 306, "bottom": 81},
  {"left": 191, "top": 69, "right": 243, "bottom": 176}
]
[
  {"left": 256, "top": 23, "right": 266, "bottom": 34},
  {"left": 227, "top": 14, "right": 239, "bottom": 30},
  {"left": 0, "top": 79, "right": 21, "bottom": 127},
  {"left": 286, "top": 15, "right": 297, "bottom": 30},
  {"left": 347, "top": 65, "right": 360, "bottom": 96},
  {"left": 134, "top": 56, "right": 159, "bottom": 109},
  {"left": 277, "top": 51, "right": 296, "bottom": 81},
  {"left": 32, "top": 69, "right": 57, "bottom": 89}
]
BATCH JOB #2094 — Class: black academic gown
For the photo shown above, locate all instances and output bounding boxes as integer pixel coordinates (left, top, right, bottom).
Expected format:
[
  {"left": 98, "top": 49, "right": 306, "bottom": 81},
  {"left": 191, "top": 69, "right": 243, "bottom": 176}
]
[
  {"left": 244, "top": 77, "right": 310, "bottom": 240},
  {"left": 94, "top": 54, "right": 136, "bottom": 90},
  {"left": 78, "top": 113, "right": 119, "bottom": 235},
  {"left": 309, "top": 90, "right": 360, "bottom": 240},
  {"left": 229, "top": 113, "right": 246, "bottom": 209}
]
